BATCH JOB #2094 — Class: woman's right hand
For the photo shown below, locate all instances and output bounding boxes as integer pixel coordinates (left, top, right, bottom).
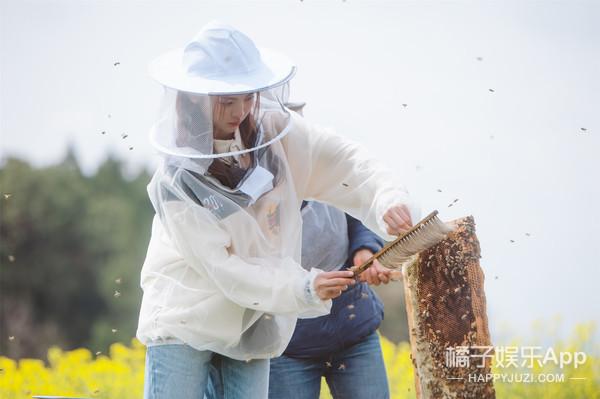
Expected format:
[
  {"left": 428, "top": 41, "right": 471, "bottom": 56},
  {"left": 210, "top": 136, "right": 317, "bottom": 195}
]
[
  {"left": 383, "top": 204, "right": 413, "bottom": 235},
  {"left": 313, "top": 270, "right": 356, "bottom": 300}
]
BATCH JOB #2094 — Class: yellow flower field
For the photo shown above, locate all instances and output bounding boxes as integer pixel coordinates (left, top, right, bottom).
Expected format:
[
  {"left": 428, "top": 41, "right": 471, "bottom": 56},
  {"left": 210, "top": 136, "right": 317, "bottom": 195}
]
[{"left": 1, "top": 324, "right": 598, "bottom": 399}]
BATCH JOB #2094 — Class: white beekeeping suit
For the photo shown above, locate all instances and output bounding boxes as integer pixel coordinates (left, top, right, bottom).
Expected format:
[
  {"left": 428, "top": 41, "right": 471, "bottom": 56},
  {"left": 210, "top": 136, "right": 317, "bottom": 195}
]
[{"left": 136, "top": 21, "right": 420, "bottom": 361}]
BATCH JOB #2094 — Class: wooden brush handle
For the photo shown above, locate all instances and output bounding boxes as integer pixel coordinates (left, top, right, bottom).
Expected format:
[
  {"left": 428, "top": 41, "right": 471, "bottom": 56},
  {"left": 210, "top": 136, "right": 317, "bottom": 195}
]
[
  {"left": 349, "top": 253, "right": 379, "bottom": 277},
  {"left": 348, "top": 266, "right": 403, "bottom": 281}
]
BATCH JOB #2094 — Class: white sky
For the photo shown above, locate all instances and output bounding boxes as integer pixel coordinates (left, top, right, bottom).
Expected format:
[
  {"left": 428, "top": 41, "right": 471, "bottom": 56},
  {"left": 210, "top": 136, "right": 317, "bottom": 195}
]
[{"left": 1, "top": 0, "right": 599, "bottom": 343}]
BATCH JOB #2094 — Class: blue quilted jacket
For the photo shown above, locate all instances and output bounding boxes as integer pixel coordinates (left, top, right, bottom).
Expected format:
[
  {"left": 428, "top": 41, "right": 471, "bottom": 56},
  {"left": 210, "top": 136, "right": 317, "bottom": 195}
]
[{"left": 283, "top": 203, "right": 385, "bottom": 358}]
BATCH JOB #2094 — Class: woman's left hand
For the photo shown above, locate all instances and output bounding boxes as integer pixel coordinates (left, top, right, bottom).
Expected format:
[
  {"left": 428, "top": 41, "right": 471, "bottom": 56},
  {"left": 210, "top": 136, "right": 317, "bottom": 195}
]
[
  {"left": 383, "top": 204, "right": 413, "bottom": 235},
  {"left": 353, "top": 249, "right": 391, "bottom": 286}
]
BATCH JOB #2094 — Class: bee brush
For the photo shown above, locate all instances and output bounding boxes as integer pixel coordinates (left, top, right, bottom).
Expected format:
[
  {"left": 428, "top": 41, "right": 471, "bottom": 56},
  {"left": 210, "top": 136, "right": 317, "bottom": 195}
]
[{"left": 350, "top": 210, "right": 453, "bottom": 277}]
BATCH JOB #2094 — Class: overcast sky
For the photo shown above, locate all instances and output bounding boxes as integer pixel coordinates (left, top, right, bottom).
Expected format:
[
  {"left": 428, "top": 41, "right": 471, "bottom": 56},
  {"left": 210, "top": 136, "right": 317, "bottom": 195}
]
[{"left": 1, "top": 0, "right": 599, "bottom": 343}]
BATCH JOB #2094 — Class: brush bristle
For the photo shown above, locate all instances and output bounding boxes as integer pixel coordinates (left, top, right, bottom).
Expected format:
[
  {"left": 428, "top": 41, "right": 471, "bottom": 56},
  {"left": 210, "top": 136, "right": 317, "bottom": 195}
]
[{"left": 378, "top": 215, "right": 453, "bottom": 269}]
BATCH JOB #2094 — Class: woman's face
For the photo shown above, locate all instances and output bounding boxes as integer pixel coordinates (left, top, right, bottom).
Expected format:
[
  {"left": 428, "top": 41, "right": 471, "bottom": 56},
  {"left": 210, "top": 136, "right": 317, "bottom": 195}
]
[{"left": 211, "top": 93, "right": 256, "bottom": 140}]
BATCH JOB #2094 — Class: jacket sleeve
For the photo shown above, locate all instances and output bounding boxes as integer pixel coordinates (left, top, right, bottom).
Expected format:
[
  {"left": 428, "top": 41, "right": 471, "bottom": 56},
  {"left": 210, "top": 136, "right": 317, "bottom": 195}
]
[
  {"left": 346, "top": 213, "right": 385, "bottom": 262},
  {"left": 146, "top": 173, "right": 331, "bottom": 318},
  {"left": 284, "top": 111, "right": 421, "bottom": 241}
]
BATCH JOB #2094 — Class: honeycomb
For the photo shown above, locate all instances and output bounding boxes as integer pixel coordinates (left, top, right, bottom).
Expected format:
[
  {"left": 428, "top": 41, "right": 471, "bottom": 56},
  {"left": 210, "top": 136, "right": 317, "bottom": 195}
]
[{"left": 402, "top": 216, "right": 496, "bottom": 399}]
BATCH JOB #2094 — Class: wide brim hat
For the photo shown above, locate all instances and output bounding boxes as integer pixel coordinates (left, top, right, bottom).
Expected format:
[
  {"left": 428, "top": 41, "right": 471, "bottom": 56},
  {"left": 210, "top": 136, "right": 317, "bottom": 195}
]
[{"left": 148, "top": 21, "right": 296, "bottom": 95}]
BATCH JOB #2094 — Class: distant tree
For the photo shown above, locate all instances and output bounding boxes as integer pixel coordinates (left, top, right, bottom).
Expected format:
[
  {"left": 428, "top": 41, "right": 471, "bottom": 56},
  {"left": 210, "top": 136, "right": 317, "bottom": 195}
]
[
  {"left": 0, "top": 151, "right": 153, "bottom": 359},
  {"left": 85, "top": 155, "right": 152, "bottom": 352},
  {"left": 1, "top": 153, "right": 104, "bottom": 358}
]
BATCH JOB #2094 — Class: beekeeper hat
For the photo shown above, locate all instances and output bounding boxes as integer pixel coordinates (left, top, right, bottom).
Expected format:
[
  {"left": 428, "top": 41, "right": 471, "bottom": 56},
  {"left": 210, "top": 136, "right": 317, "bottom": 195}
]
[{"left": 148, "top": 21, "right": 296, "bottom": 94}]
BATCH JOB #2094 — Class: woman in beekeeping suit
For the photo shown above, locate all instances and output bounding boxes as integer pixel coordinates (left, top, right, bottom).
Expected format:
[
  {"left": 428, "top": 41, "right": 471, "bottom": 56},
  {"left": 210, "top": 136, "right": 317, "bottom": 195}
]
[{"left": 137, "top": 21, "right": 420, "bottom": 399}]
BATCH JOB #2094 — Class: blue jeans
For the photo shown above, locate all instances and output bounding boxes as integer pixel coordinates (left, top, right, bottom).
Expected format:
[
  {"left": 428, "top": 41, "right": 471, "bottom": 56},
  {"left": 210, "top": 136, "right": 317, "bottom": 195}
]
[
  {"left": 268, "top": 332, "right": 389, "bottom": 399},
  {"left": 144, "top": 344, "right": 269, "bottom": 399}
]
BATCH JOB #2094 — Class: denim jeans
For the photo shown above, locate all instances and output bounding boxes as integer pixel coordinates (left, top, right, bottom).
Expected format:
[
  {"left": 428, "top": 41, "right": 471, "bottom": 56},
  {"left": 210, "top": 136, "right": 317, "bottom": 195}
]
[
  {"left": 268, "top": 332, "right": 389, "bottom": 399},
  {"left": 144, "top": 344, "right": 269, "bottom": 399}
]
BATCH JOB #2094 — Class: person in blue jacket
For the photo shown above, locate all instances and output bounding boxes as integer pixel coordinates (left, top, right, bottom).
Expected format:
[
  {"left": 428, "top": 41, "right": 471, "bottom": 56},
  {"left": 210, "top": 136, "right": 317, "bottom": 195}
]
[{"left": 267, "top": 201, "right": 392, "bottom": 399}]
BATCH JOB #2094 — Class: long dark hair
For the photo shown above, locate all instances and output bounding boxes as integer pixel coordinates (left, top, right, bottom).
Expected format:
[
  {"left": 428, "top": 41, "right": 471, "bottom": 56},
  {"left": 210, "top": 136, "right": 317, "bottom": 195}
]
[{"left": 176, "top": 92, "right": 260, "bottom": 188}]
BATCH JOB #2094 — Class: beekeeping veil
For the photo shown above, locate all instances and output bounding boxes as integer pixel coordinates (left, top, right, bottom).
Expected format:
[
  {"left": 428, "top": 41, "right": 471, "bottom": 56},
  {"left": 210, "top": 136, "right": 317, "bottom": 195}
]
[
  {"left": 148, "top": 21, "right": 295, "bottom": 204},
  {"left": 139, "top": 22, "right": 333, "bottom": 360}
]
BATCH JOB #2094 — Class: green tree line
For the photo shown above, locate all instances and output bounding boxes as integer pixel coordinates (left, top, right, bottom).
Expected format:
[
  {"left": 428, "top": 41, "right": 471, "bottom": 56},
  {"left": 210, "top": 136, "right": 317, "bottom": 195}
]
[{"left": 0, "top": 151, "right": 153, "bottom": 359}]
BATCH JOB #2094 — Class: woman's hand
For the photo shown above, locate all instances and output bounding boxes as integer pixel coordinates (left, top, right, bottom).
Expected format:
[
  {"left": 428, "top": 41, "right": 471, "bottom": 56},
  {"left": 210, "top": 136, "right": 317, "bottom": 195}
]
[
  {"left": 313, "top": 270, "right": 356, "bottom": 300},
  {"left": 353, "top": 249, "right": 391, "bottom": 286},
  {"left": 383, "top": 204, "right": 413, "bottom": 235}
]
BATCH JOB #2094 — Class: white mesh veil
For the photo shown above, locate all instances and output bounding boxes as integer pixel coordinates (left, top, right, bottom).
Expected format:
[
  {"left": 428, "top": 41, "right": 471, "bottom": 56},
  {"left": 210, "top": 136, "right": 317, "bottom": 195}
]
[{"left": 150, "top": 82, "right": 292, "bottom": 177}]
